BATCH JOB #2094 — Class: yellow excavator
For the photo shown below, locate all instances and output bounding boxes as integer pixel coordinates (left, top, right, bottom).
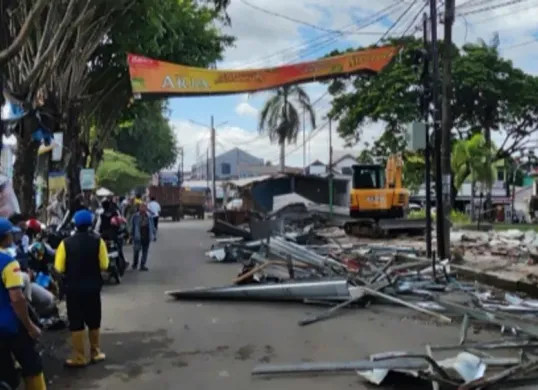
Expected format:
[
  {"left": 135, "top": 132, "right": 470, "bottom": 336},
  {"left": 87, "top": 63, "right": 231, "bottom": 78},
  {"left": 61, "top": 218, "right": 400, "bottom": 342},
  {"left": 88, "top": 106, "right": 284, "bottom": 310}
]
[{"left": 344, "top": 154, "right": 426, "bottom": 237}]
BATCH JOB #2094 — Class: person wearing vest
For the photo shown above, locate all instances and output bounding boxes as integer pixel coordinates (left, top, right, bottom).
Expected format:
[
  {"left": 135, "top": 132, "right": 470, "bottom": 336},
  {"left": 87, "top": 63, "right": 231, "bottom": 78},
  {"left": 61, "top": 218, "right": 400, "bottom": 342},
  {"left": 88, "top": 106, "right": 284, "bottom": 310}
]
[
  {"left": 0, "top": 218, "right": 47, "bottom": 390},
  {"left": 54, "top": 210, "right": 109, "bottom": 368}
]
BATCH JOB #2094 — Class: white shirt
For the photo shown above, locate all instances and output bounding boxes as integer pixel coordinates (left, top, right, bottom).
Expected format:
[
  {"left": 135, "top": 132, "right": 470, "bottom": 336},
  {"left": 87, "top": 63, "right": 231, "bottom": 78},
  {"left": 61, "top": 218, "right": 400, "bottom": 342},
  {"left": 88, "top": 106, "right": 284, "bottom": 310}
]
[{"left": 147, "top": 201, "right": 161, "bottom": 217}]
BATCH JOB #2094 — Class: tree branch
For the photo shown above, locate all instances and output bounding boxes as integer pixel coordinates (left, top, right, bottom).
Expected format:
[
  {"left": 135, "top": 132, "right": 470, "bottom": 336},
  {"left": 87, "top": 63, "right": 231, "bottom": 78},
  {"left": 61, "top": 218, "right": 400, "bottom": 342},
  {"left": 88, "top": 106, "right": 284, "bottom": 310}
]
[{"left": 0, "top": 0, "right": 48, "bottom": 65}]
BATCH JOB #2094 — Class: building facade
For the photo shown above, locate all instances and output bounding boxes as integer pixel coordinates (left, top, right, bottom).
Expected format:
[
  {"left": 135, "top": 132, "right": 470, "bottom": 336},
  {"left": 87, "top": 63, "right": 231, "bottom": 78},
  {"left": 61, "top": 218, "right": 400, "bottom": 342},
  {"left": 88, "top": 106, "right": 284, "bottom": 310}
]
[{"left": 191, "top": 147, "right": 264, "bottom": 180}]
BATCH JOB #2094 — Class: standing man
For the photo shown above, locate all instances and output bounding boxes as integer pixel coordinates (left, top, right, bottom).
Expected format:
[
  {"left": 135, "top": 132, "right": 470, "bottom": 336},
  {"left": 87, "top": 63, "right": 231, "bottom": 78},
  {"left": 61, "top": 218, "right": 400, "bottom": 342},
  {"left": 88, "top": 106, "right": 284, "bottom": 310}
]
[
  {"left": 0, "top": 218, "right": 47, "bottom": 390},
  {"left": 131, "top": 203, "right": 155, "bottom": 271},
  {"left": 147, "top": 196, "right": 161, "bottom": 236},
  {"left": 54, "top": 210, "right": 109, "bottom": 368}
]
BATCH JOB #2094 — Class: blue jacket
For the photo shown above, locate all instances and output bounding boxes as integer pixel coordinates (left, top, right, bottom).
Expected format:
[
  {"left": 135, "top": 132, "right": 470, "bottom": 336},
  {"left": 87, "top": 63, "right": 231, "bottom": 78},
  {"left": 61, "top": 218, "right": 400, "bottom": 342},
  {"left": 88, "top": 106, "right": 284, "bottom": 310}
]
[{"left": 131, "top": 212, "right": 155, "bottom": 243}]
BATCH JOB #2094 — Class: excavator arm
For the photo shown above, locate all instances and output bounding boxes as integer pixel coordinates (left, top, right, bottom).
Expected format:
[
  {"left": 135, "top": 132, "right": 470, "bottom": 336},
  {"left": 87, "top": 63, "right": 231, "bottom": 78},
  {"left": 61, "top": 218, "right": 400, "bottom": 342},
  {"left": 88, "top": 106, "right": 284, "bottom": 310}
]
[{"left": 385, "top": 153, "right": 403, "bottom": 189}]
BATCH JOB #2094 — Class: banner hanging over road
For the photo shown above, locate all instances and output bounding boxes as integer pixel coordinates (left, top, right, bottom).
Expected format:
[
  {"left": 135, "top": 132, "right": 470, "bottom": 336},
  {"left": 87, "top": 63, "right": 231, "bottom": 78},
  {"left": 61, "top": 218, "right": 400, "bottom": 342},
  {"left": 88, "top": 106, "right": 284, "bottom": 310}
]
[{"left": 127, "top": 46, "right": 398, "bottom": 97}]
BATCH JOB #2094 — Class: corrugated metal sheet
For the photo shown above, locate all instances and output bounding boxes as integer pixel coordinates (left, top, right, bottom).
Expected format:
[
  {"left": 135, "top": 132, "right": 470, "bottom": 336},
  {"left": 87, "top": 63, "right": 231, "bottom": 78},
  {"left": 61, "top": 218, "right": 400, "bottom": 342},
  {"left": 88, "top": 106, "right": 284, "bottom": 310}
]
[{"left": 227, "top": 175, "right": 274, "bottom": 188}]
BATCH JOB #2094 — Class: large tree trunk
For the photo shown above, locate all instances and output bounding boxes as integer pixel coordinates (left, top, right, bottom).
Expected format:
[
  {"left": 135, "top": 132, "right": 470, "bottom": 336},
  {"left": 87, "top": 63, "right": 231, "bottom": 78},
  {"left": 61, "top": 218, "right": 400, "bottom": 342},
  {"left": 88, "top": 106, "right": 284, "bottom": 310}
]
[
  {"left": 13, "top": 117, "right": 39, "bottom": 216},
  {"left": 62, "top": 108, "right": 83, "bottom": 207}
]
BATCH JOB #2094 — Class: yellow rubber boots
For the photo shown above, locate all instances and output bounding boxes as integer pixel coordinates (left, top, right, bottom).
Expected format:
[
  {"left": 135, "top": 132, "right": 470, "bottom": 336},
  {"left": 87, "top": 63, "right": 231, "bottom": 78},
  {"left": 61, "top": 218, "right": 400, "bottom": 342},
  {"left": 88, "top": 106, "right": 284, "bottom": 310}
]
[
  {"left": 64, "top": 330, "right": 87, "bottom": 368},
  {"left": 89, "top": 329, "right": 106, "bottom": 363},
  {"left": 24, "top": 372, "right": 47, "bottom": 390}
]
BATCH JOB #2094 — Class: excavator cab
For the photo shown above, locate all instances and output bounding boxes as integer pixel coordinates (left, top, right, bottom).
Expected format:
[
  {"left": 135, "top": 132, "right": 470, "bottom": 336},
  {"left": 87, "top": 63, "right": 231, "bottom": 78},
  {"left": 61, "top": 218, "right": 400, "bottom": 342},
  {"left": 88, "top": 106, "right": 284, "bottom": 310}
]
[
  {"left": 352, "top": 164, "right": 385, "bottom": 190},
  {"left": 349, "top": 156, "right": 409, "bottom": 220},
  {"left": 345, "top": 154, "right": 425, "bottom": 237}
]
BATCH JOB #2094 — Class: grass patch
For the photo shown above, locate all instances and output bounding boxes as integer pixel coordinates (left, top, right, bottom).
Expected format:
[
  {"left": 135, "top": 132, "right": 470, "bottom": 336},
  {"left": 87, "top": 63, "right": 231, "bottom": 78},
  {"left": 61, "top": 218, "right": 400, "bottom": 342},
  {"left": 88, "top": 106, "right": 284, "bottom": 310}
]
[{"left": 408, "top": 209, "right": 471, "bottom": 224}]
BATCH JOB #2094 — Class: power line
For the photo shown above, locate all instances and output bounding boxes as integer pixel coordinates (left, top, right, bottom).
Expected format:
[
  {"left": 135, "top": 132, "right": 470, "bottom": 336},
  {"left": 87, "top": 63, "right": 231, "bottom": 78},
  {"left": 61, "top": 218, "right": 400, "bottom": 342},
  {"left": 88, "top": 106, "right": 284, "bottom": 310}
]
[
  {"left": 502, "top": 36, "right": 538, "bottom": 49},
  {"left": 400, "top": 1, "right": 430, "bottom": 37},
  {"left": 470, "top": 0, "right": 538, "bottom": 24},
  {"left": 238, "top": 0, "right": 393, "bottom": 37},
  {"left": 233, "top": 2, "right": 405, "bottom": 69},
  {"left": 457, "top": 0, "right": 529, "bottom": 16},
  {"left": 223, "top": 90, "right": 331, "bottom": 149},
  {"left": 377, "top": 0, "right": 419, "bottom": 43}
]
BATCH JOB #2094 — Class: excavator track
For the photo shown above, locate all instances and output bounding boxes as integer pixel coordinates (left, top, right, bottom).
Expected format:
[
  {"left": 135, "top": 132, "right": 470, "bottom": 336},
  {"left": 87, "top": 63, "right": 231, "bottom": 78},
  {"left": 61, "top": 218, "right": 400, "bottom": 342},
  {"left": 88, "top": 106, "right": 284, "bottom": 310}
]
[{"left": 343, "top": 218, "right": 427, "bottom": 238}]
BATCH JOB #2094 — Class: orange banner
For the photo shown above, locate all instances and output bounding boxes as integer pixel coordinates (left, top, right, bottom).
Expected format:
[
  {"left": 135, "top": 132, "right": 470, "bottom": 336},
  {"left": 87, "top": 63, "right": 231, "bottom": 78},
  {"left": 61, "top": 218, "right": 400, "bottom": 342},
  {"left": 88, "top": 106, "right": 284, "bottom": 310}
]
[{"left": 127, "top": 46, "right": 398, "bottom": 97}]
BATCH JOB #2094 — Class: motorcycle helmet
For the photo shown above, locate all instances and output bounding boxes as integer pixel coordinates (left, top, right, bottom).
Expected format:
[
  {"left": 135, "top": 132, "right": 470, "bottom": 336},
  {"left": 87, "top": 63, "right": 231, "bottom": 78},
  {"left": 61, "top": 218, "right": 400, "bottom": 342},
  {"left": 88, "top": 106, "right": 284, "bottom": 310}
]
[
  {"left": 29, "top": 241, "right": 45, "bottom": 261},
  {"left": 26, "top": 218, "right": 42, "bottom": 234},
  {"left": 111, "top": 216, "right": 120, "bottom": 226}
]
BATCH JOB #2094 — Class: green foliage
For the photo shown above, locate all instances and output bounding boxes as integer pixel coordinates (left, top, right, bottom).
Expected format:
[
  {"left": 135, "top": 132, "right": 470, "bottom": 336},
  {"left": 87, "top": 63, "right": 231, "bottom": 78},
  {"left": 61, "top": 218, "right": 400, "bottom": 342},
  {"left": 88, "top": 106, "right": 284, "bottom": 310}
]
[
  {"left": 403, "top": 154, "right": 426, "bottom": 193},
  {"left": 258, "top": 85, "right": 317, "bottom": 145},
  {"left": 110, "top": 101, "right": 178, "bottom": 174},
  {"left": 451, "top": 133, "right": 496, "bottom": 191},
  {"left": 408, "top": 209, "right": 471, "bottom": 225},
  {"left": 87, "top": 0, "right": 235, "bottom": 153},
  {"left": 325, "top": 37, "right": 538, "bottom": 191},
  {"left": 96, "top": 150, "right": 150, "bottom": 195}
]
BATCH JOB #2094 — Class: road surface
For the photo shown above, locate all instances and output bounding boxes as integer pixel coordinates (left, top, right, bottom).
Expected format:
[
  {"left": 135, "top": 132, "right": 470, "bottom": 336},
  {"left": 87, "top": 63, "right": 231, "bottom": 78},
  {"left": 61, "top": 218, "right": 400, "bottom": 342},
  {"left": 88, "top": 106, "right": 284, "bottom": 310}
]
[{"left": 43, "top": 220, "right": 521, "bottom": 389}]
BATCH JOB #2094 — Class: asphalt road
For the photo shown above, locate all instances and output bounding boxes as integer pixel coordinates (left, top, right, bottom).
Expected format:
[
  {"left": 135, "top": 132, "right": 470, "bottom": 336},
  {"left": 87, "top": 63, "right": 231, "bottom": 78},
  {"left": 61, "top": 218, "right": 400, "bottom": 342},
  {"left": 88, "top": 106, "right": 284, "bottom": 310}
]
[{"left": 43, "top": 220, "right": 526, "bottom": 389}]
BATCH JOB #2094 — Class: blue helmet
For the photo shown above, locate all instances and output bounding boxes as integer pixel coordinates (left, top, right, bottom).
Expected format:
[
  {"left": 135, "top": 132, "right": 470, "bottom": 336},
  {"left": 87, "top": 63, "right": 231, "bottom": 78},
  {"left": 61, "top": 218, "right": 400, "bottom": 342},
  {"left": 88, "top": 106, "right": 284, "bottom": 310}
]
[
  {"left": 0, "top": 217, "right": 15, "bottom": 236},
  {"left": 73, "top": 210, "right": 93, "bottom": 227}
]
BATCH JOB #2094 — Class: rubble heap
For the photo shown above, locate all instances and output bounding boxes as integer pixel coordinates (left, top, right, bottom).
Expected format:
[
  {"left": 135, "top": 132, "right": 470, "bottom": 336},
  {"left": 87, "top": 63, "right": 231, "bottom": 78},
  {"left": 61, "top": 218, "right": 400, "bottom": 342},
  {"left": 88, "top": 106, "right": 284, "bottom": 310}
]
[{"left": 168, "top": 199, "right": 538, "bottom": 388}]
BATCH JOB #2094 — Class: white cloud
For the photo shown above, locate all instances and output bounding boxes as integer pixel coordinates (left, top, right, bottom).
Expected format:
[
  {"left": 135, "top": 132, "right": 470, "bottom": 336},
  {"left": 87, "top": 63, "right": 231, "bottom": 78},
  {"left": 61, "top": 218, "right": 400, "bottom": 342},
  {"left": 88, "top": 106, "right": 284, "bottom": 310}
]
[
  {"left": 172, "top": 115, "right": 382, "bottom": 169},
  {"left": 171, "top": 1, "right": 538, "bottom": 167},
  {"left": 220, "top": 0, "right": 538, "bottom": 70},
  {"left": 235, "top": 101, "right": 258, "bottom": 117}
]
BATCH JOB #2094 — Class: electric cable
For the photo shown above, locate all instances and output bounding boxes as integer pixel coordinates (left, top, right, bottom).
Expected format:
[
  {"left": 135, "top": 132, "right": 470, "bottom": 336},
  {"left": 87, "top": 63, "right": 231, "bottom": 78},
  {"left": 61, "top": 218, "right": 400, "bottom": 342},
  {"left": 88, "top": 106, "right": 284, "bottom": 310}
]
[
  {"left": 222, "top": 90, "right": 331, "bottom": 149},
  {"left": 458, "top": 0, "right": 529, "bottom": 16},
  {"left": 400, "top": 1, "right": 430, "bottom": 38},
  {"left": 376, "top": 0, "right": 419, "bottom": 43},
  {"left": 239, "top": 0, "right": 392, "bottom": 36},
  {"left": 502, "top": 36, "right": 538, "bottom": 49},
  {"left": 233, "top": 2, "right": 405, "bottom": 69},
  {"left": 470, "top": 0, "right": 538, "bottom": 24}
]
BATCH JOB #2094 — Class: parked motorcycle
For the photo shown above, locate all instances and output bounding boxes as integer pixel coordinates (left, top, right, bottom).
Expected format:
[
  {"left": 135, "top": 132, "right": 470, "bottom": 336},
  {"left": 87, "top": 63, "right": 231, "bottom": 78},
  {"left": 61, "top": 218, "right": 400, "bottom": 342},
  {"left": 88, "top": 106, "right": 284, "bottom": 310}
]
[{"left": 105, "top": 239, "right": 122, "bottom": 284}]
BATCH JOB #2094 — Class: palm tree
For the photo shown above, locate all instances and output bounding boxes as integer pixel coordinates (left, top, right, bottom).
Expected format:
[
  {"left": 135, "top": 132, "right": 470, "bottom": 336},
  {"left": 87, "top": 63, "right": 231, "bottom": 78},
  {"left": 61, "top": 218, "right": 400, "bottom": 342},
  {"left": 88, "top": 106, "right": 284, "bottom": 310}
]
[
  {"left": 258, "top": 85, "right": 316, "bottom": 172},
  {"left": 451, "top": 133, "right": 496, "bottom": 222}
]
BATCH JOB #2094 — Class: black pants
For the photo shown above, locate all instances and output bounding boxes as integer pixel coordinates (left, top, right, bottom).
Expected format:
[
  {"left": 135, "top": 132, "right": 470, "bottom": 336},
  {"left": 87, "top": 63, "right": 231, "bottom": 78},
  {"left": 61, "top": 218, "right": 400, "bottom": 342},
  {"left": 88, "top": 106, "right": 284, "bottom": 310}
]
[
  {"left": 66, "top": 290, "right": 102, "bottom": 331},
  {"left": 153, "top": 216, "right": 159, "bottom": 231},
  {"left": 0, "top": 328, "right": 43, "bottom": 387}
]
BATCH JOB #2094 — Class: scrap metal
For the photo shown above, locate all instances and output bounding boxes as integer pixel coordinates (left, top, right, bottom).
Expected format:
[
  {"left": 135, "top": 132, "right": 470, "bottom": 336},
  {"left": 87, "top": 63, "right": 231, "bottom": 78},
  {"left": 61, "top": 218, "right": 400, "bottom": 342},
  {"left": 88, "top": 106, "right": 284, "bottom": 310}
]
[{"left": 198, "top": 200, "right": 538, "bottom": 388}]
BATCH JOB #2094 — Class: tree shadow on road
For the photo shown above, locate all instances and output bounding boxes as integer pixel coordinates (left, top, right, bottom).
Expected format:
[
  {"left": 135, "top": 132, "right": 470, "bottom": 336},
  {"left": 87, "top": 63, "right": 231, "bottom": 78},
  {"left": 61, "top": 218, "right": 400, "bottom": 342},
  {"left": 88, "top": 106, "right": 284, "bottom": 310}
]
[{"left": 42, "top": 328, "right": 180, "bottom": 389}]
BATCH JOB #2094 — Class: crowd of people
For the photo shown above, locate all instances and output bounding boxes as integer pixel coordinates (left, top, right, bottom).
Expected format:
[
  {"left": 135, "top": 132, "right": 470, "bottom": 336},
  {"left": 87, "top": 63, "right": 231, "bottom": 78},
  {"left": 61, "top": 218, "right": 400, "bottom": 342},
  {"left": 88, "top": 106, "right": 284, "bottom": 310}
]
[{"left": 0, "top": 191, "right": 161, "bottom": 390}]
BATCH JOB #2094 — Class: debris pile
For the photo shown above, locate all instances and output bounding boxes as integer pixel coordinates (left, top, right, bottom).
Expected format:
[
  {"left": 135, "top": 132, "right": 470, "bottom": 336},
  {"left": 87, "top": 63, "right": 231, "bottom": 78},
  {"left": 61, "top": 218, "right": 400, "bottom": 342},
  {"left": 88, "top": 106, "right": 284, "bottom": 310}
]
[
  {"left": 451, "top": 228, "right": 538, "bottom": 262},
  {"left": 171, "top": 201, "right": 538, "bottom": 388}
]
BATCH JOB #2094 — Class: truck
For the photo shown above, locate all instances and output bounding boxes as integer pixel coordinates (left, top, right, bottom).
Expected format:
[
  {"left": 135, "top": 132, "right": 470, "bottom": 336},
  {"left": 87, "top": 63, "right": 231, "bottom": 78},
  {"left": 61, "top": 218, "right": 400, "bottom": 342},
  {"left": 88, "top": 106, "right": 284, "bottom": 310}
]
[{"left": 148, "top": 186, "right": 206, "bottom": 221}]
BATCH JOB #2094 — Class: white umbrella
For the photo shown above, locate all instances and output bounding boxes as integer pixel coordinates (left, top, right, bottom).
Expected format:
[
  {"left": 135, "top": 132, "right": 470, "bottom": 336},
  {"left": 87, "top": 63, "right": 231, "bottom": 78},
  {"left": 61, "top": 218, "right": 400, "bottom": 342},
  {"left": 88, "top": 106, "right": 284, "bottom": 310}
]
[{"left": 96, "top": 187, "right": 113, "bottom": 197}]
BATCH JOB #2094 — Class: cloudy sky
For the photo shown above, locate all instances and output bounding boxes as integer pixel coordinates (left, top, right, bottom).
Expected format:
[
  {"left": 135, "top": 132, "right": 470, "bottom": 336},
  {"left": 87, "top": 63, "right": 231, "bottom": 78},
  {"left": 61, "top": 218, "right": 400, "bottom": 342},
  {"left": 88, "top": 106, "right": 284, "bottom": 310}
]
[{"left": 168, "top": 0, "right": 538, "bottom": 170}]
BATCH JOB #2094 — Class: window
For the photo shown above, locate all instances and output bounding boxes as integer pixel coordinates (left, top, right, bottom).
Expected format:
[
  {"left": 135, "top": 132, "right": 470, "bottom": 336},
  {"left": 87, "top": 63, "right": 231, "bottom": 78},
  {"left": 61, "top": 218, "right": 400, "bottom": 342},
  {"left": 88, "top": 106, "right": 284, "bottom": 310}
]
[
  {"left": 221, "top": 162, "right": 231, "bottom": 175},
  {"left": 352, "top": 166, "right": 385, "bottom": 189},
  {"left": 341, "top": 167, "right": 353, "bottom": 175},
  {"left": 497, "top": 169, "right": 505, "bottom": 182}
]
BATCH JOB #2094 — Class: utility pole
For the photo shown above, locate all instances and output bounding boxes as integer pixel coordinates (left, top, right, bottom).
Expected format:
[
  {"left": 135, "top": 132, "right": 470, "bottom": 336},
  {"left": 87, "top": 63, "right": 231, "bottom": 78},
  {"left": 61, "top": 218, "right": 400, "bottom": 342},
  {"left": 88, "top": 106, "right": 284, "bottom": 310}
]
[
  {"left": 422, "top": 13, "right": 433, "bottom": 259},
  {"left": 177, "top": 147, "right": 184, "bottom": 185},
  {"left": 328, "top": 119, "right": 333, "bottom": 217},
  {"left": 180, "top": 147, "right": 184, "bottom": 185},
  {"left": 210, "top": 115, "right": 216, "bottom": 211},
  {"left": 430, "top": 0, "right": 445, "bottom": 268},
  {"left": 206, "top": 149, "right": 209, "bottom": 192},
  {"left": 302, "top": 108, "right": 306, "bottom": 172},
  {"left": 441, "top": 0, "right": 455, "bottom": 259}
]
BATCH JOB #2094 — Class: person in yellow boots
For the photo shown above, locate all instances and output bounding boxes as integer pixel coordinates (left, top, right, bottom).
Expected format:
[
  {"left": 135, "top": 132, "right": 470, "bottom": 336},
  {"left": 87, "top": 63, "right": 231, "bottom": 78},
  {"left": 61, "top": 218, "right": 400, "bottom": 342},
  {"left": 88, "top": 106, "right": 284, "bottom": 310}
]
[
  {"left": 54, "top": 210, "right": 109, "bottom": 368},
  {"left": 0, "top": 217, "right": 47, "bottom": 390}
]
